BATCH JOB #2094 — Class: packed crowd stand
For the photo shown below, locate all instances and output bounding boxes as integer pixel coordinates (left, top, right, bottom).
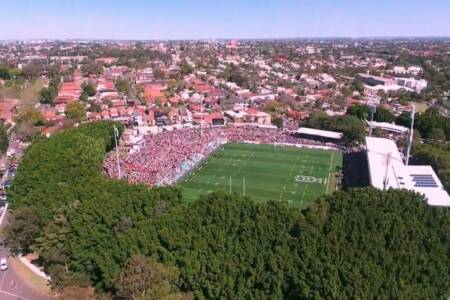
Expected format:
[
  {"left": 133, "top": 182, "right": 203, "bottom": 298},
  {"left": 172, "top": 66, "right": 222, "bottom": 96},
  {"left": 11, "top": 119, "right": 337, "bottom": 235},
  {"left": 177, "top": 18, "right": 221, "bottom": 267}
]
[{"left": 103, "top": 126, "right": 340, "bottom": 186}]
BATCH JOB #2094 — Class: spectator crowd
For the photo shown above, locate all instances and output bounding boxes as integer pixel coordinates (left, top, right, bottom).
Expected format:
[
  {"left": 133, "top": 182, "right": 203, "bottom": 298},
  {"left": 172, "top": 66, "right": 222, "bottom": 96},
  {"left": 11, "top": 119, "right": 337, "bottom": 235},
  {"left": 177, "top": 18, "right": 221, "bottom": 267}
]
[{"left": 103, "top": 126, "right": 339, "bottom": 186}]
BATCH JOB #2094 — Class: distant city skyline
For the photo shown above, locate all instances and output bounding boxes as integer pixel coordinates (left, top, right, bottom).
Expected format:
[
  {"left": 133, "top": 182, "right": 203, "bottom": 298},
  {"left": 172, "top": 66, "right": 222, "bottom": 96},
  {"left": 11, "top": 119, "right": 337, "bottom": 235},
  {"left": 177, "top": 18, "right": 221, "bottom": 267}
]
[{"left": 1, "top": 0, "right": 450, "bottom": 40}]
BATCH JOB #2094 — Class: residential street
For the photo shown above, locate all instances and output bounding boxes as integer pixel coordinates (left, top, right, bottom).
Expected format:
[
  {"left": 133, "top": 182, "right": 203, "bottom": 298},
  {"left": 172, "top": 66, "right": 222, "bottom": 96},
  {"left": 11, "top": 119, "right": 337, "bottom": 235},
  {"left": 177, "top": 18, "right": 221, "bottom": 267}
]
[{"left": 0, "top": 213, "right": 53, "bottom": 300}]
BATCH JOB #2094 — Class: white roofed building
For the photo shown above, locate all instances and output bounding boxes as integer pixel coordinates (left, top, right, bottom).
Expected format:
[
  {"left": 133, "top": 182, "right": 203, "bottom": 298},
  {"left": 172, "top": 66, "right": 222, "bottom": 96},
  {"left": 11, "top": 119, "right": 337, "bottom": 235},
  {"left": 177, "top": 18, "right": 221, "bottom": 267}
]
[{"left": 365, "top": 136, "right": 450, "bottom": 206}]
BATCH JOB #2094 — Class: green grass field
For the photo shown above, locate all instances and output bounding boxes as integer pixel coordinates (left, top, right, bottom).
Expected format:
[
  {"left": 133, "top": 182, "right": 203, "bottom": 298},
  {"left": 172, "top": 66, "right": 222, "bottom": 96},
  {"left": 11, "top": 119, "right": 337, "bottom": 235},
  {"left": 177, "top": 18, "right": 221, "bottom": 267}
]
[{"left": 181, "top": 143, "right": 342, "bottom": 207}]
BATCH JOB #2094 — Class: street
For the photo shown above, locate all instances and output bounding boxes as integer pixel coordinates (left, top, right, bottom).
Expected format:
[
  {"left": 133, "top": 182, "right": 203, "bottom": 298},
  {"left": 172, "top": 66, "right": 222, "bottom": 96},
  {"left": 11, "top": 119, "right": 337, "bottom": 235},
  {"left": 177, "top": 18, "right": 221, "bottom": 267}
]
[{"left": 0, "top": 212, "right": 54, "bottom": 300}]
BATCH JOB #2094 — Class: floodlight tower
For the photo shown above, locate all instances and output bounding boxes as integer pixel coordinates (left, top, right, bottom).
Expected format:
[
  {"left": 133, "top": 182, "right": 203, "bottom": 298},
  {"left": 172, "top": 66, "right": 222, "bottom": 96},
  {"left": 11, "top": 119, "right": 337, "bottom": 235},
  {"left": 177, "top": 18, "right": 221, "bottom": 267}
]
[
  {"left": 368, "top": 101, "right": 377, "bottom": 137},
  {"left": 200, "top": 98, "right": 203, "bottom": 137},
  {"left": 383, "top": 152, "right": 392, "bottom": 190},
  {"left": 113, "top": 125, "right": 122, "bottom": 179},
  {"left": 404, "top": 104, "right": 416, "bottom": 166}
]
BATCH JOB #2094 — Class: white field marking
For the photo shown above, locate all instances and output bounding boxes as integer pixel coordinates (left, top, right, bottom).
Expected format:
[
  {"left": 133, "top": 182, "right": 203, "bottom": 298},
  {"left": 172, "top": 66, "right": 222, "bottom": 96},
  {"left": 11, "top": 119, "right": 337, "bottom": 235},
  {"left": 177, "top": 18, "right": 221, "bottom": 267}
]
[
  {"left": 280, "top": 154, "right": 300, "bottom": 200},
  {"left": 295, "top": 175, "right": 317, "bottom": 183},
  {"left": 186, "top": 178, "right": 293, "bottom": 195},
  {"left": 0, "top": 289, "right": 32, "bottom": 300}
]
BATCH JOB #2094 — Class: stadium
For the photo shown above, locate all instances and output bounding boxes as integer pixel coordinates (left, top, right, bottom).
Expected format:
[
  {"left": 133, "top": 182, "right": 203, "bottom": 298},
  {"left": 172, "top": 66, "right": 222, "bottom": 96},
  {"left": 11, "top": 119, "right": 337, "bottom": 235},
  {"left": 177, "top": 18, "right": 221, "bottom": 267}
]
[{"left": 104, "top": 125, "right": 344, "bottom": 207}]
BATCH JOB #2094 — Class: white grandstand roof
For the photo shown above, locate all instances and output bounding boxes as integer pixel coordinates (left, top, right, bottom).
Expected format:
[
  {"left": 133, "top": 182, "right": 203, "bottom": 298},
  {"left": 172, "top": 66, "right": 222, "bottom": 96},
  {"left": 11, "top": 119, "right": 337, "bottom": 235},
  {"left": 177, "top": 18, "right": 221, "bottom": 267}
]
[
  {"left": 366, "top": 136, "right": 450, "bottom": 206},
  {"left": 297, "top": 127, "right": 343, "bottom": 140},
  {"left": 366, "top": 121, "right": 409, "bottom": 134}
]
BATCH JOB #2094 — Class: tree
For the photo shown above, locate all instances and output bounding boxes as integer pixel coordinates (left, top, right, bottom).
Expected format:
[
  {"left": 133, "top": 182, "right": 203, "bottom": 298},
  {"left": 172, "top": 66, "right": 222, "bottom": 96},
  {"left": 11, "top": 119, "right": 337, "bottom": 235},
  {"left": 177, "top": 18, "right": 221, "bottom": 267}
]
[
  {"left": 395, "top": 112, "right": 412, "bottom": 127},
  {"left": 374, "top": 107, "right": 395, "bottom": 123},
  {"left": 39, "top": 77, "right": 60, "bottom": 105},
  {"left": 39, "top": 87, "right": 55, "bottom": 104},
  {"left": 271, "top": 117, "right": 283, "bottom": 128},
  {"left": 415, "top": 108, "right": 450, "bottom": 140},
  {"left": 65, "top": 101, "right": 86, "bottom": 122},
  {"left": 4, "top": 207, "right": 41, "bottom": 254},
  {"left": 222, "top": 64, "right": 247, "bottom": 87},
  {"left": 429, "top": 127, "right": 446, "bottom": 142},
  {"left": 306, "top": 111, "right": 329, "bottom": 129},
  {"left": 115, "top": 79, "right": 131, "bottom": 95},
  {"left": 83, "top": 84, "right": 96, "bottom": 97},
  {"left": 153, "top": 68, "right": 165, "bottom": 79},
  {"left": 16, "top": 107, "right": 45, "bottom": 126},
  {"left": 16, "top": 122, "right": 38, "bottom": 142},
  {"left": 0, "top": 67, "right": 21, "bottom": 80},
  {"left": 413, "top": 143, "right": 450, "bottom": 191},
  {"left": 57, "top": 285, "right": 95, "bottom": 300},
  {"left": 333, "top": 115, "right": 365, "bottom": 143},
  {"left": 180, "top": 60, "right": 193, "bottom": 76},
  {"left": 81, "top": 61, "right": 103, "bottom": 76},
  {"left": 351, "top": 78, "right": 364, "bottom": 94},
  {"left": 0, "top": 121, "right": 8, "bottom": 153},
  {"left": 8, "top": 122, "right": 450, "bottom": 299},
  {"left": 307, "top": 112, "right": 365, "bottom": 143},
  {"left": 346, "top": 104, "right": 369, "bottom": 120},
  {"left": 80, "top": 83, "right": 96, "bottom": 101},
  {"left": 114, "top": 255, "right": 179, "bottom": 300},
  {"left": 340, "top": 86, "right": 352, "bottom": 97}
]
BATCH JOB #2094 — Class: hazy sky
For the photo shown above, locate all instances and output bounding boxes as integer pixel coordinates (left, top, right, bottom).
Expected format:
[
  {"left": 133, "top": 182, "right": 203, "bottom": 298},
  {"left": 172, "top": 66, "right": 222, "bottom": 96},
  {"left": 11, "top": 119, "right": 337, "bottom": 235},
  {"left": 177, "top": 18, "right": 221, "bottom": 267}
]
[{"left": 1, "top": 0, "right": 450, "bottom": 39}]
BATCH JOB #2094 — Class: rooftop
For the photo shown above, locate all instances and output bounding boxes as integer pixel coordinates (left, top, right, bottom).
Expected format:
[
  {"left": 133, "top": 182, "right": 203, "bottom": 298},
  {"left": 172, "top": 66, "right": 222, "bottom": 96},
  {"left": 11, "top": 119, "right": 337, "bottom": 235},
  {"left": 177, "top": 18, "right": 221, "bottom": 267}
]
[
  {"left": 365, "top": 136, "right": 450, "bottom": 207},
  {"left": 297, "top": 127, "right": 343, "bottom": 140}
]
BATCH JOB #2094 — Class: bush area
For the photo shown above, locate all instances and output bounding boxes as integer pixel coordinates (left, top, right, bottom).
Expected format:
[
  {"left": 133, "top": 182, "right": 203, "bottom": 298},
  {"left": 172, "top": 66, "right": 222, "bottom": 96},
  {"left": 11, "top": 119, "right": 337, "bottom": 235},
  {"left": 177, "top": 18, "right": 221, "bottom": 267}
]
[
  {"left": 413, "top": 142, "right": 450, "bottom": 192},
  {"left": 306, "top": 111, "right": 365, "bottom": 143},
  {"left": 5, "top": 122, "right": 450, "bottom": 299}
]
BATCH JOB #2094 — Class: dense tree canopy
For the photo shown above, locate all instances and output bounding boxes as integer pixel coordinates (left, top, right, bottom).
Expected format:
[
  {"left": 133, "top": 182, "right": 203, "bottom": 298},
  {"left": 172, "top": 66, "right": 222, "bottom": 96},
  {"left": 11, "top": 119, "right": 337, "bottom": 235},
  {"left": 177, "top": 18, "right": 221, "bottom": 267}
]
[
  {"left": 0, "top": 67, "right": 21, "bottom": 80},
  {"left": 114, "top": 255, "right": 181, "bottom": 300},
  {"left": 373, "top": 106, "right": 395, "bottom": 123},
  {"left": 307, "top": 112, "right": 365, "bottom": 143},
  {"left": 346, "top": 104, "right": 369, "bottom": 120},
  {"left": 413, "top": 142, "right": 450, "bottom": 192},
  {"left": 6, "top": 122, "right": 450, "bottom": 299},
  {"left": 0, "top": 121, "right": 8, "bottom": 153},
  {"left": 346, "top": 104, "right": 395, "bottom": 123},
  {"left": 415, "top": 107, "right": 450, "bottom": 140},
  {"left": 8, "top": 121, "right": 123, "bottom": 226}
]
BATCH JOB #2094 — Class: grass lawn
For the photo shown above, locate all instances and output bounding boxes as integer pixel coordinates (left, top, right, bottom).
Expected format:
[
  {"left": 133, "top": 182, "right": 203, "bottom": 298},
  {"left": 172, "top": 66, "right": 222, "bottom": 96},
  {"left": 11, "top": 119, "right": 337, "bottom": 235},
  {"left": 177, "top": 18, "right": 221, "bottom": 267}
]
[{"left": 181, "top": 143, "right": 342, "bottom": 208}]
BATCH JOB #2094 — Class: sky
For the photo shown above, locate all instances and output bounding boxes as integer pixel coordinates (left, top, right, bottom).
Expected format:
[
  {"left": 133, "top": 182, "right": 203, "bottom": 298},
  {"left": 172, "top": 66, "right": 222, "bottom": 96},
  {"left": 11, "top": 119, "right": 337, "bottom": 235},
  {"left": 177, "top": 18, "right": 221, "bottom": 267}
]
[{"left": 1, "top": 0, "right": 450, "bottom": 40}]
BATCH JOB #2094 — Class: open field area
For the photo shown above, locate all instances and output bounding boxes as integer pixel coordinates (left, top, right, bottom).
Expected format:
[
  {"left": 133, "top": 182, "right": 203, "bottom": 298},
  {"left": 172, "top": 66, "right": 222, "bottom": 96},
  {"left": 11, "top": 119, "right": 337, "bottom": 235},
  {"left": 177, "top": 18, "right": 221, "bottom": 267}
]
[{"left": 181, "top": 143, "right": 342, "bottom": 207}]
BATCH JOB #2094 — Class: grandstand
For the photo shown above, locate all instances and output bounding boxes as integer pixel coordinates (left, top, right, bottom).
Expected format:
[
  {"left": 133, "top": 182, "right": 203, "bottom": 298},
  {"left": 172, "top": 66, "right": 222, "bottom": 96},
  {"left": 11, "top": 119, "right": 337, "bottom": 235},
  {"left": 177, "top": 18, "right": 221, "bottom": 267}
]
[
  {"left": 365, "top": 136, "right": 450, "bottom": 206},
  {"left": 365, "top": 121, "right": 408, "bottom": 135},
  {"left": 293, "top": 127, "right": 343, "bottom": 144},
  {"left": 104, "top": 125, "right": 344, "bottom": 207}
]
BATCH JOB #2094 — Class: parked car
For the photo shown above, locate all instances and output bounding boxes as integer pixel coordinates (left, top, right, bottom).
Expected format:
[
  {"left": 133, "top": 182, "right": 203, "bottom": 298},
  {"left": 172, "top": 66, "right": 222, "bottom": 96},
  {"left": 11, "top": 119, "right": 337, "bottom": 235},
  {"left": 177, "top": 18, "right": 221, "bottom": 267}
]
[{"left": 0, "top": 258, "right": 7, "bottom": 271}]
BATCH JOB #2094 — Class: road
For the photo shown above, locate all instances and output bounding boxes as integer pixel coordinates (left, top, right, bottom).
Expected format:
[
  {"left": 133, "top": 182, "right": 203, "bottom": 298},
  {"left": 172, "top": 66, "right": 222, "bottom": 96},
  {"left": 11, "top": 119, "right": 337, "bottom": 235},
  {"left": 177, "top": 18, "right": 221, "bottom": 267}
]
[{"left": 0, "top": 213, "right": 54, "bottom": 300}]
